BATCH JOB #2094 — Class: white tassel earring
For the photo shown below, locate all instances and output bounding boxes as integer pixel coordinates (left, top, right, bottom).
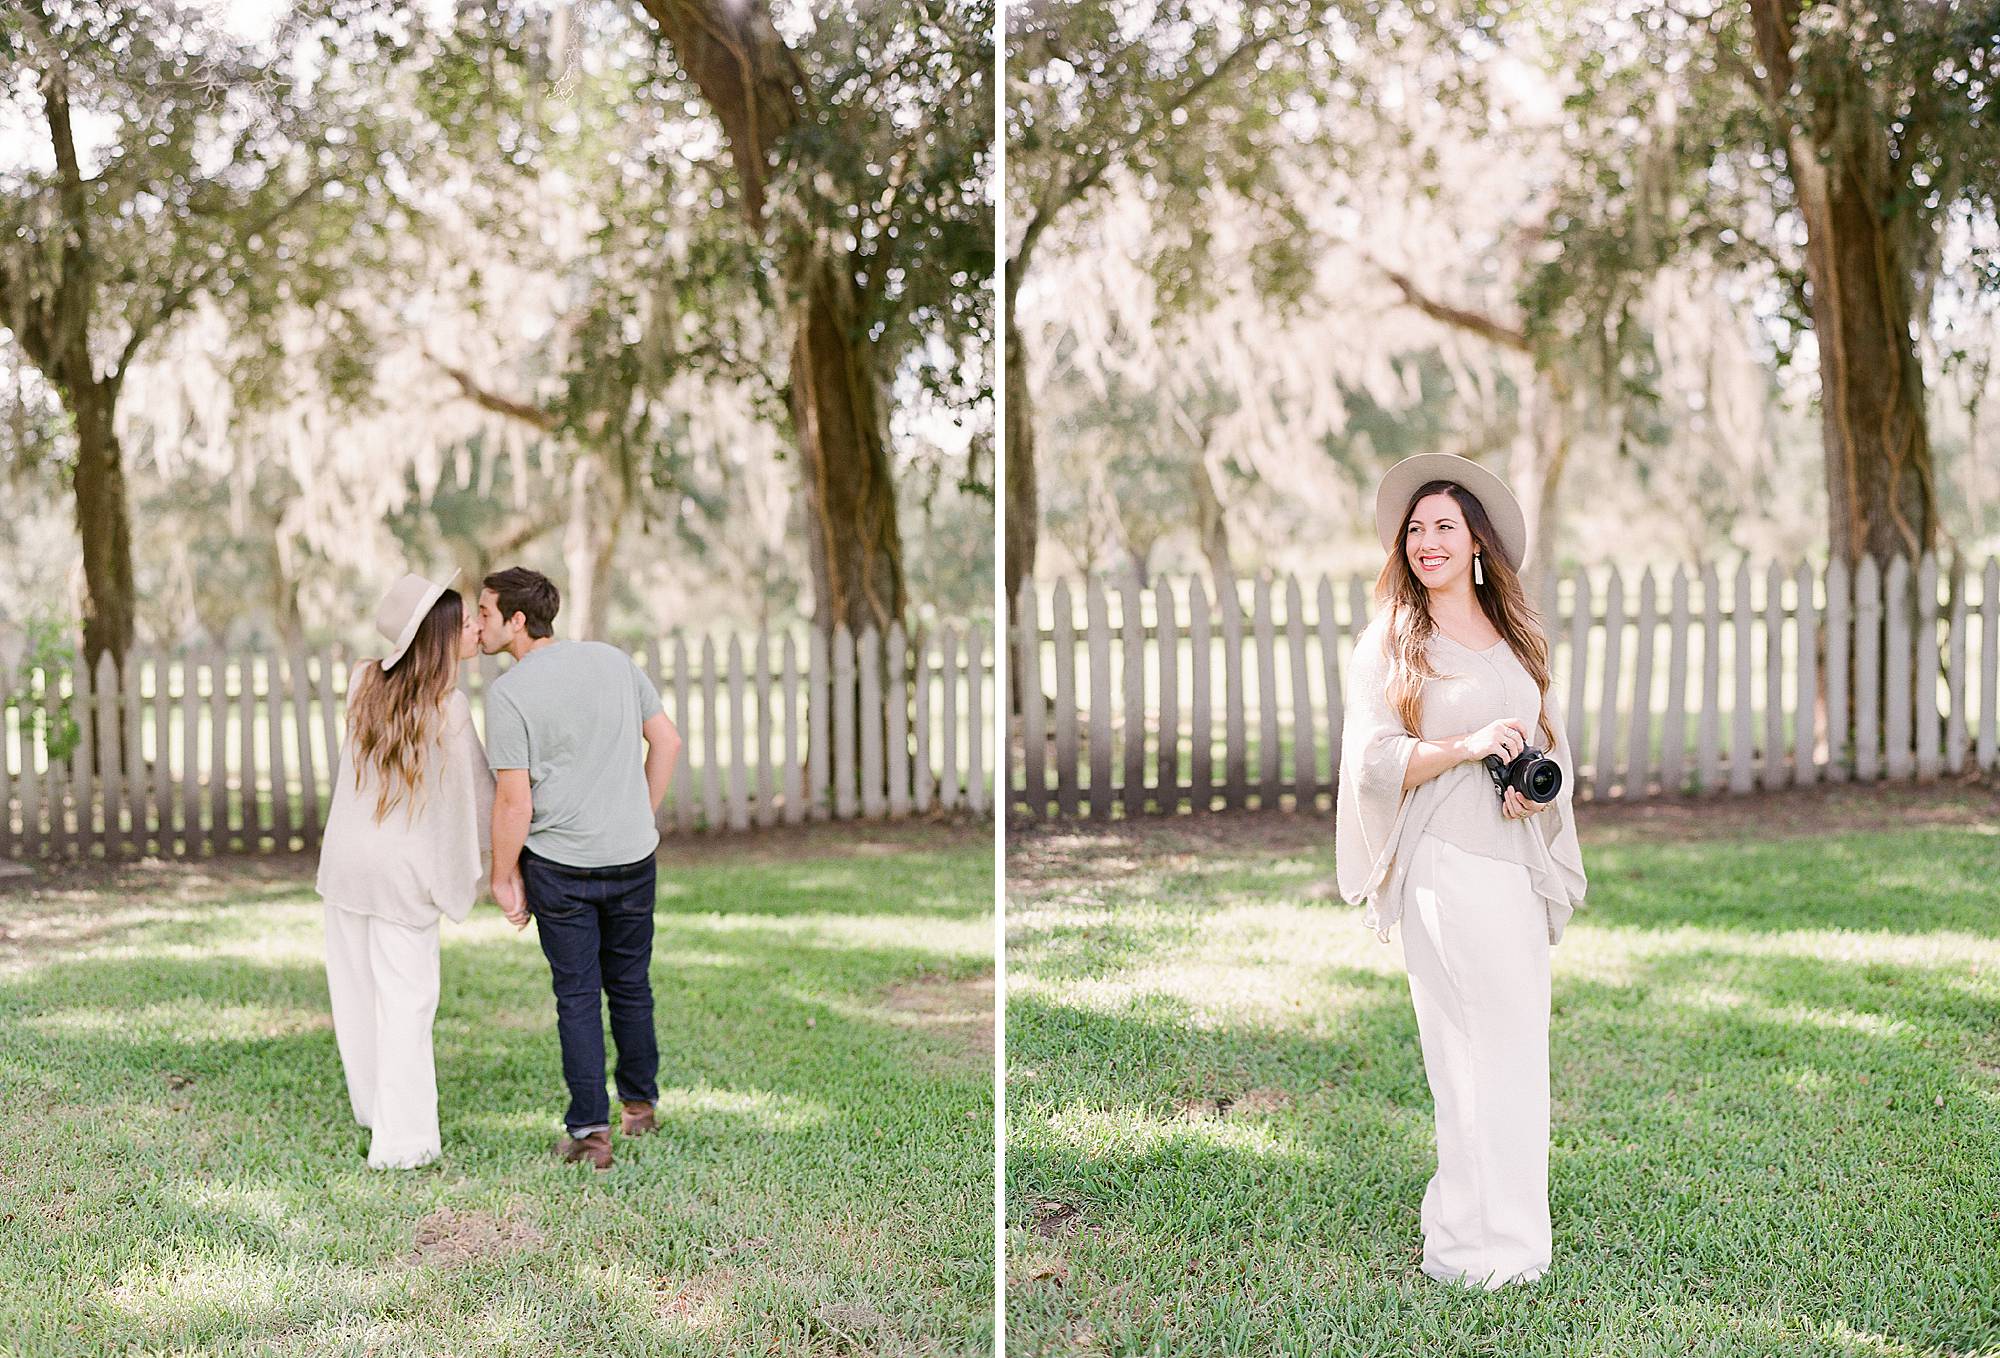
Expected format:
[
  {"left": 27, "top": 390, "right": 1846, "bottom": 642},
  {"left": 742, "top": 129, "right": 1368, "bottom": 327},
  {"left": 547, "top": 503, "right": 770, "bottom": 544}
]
[{"left": 1473, "top": 552, "right": 1485, "bottom": 586}]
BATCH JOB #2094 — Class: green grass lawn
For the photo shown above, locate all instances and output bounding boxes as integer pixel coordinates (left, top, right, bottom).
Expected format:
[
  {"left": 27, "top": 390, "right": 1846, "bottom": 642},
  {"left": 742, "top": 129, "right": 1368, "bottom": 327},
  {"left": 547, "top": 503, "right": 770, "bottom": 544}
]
[
  {"left": 1004, "top": 785, "right": 2000, "bottom": 1357},
  {"left": 0, "top": 823, "right": 995, "bottom": 1357}
]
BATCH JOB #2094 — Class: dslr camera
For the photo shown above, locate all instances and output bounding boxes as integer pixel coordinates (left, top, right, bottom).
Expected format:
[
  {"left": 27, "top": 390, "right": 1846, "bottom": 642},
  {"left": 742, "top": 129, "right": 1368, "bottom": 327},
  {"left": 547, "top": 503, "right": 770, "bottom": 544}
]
[{"left": 1483, "top": 746, "right": 1563, "bottom": 804}]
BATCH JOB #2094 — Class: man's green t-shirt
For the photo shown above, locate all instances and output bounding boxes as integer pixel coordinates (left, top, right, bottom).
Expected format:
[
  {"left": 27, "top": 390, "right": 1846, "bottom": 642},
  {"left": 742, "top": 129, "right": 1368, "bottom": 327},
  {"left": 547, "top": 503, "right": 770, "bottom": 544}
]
[{"left": 484, "top": 639, "right": 664, "bottom": 867}]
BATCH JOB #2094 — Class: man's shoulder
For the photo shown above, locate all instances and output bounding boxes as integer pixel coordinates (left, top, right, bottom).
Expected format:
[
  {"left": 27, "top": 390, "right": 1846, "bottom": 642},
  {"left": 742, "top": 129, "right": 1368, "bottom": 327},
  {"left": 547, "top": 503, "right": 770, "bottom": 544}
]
[
  {"left": 487, "top": 661, "right": 525, "bottom": 698},
  {"left": 492, "top": 641, "right": 642, "bottom": 696}
]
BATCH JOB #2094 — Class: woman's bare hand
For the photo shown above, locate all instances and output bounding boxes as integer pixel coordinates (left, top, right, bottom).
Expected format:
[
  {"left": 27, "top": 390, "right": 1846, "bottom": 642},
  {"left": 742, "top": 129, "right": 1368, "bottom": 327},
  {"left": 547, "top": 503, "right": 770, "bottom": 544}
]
[{"left": 1501, "top": 786, "right": 1552, "bottom": 820}]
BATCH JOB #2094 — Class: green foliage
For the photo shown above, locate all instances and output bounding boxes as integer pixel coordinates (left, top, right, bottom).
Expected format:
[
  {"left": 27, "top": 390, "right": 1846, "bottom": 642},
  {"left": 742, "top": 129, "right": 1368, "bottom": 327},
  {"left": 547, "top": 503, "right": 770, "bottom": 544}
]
[
  {"left": 419, "top": 0, "right": 776, "bottom": 475},
  {"left": 0, "top": 1, "right": 425, "bottom": 416},
  {"left": 1321, "top": 352, "right": 1486, "bottom": 470},
  {"left": 775, "top": 0, "right": 997, "bottom": 420},
  {"left": 1517, "top": 0, "right": 2000, "bottom": 374},
  {"left": 1007, "top": 0, "right": 1429, "bottom": 315},
  {"left": 4, "top": 611, "right": 80, "bottom": 762},
  {"left": 0, "top": 359, "right": 66, "bottom": 484}
]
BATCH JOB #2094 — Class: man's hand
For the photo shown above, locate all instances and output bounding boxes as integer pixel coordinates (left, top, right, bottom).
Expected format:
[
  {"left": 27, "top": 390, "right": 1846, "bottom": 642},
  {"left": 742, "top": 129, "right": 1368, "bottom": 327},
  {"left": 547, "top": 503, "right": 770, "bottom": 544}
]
[{"left": 492, "top": 870, "right": 529, "bottom": 929}]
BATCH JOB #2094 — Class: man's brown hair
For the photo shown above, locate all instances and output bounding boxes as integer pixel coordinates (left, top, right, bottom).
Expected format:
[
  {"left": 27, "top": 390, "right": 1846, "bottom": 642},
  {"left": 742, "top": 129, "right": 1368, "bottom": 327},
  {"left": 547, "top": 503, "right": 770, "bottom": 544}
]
[{"left": 483, "top": 567, "right": 560, "bottom": 639}]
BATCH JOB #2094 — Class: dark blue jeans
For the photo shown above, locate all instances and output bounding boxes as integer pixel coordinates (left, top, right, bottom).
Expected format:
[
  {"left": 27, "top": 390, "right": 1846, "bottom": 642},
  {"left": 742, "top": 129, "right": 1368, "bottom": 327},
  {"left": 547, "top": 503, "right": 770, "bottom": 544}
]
[{"left": 521, "top": 846, "right": 660, "bottom": 1136}]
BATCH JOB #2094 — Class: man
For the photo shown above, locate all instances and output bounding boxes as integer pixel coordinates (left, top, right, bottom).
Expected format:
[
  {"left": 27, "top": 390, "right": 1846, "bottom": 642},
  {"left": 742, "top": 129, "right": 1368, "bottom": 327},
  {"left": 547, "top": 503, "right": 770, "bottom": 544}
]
[{"left": 478, "top": 566, "right": 682, "bottom": 1170}]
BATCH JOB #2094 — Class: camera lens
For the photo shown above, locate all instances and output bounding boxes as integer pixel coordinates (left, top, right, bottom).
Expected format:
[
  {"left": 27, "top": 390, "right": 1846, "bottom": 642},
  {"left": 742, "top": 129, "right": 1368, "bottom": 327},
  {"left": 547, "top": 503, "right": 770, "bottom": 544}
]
[{"left": 1526, "top": 760, "right": 1561, "bottom": 802}]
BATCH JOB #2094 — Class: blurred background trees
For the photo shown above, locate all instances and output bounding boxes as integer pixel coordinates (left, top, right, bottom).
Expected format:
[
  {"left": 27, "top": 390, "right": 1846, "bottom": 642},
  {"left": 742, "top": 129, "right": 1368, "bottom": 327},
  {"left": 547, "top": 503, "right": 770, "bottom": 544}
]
[
  {"left": 1009, "top": 0, "right": 2000, "bottom": 594},
  {"left": 0, "top": 0, "right": 993, "bottom": 666}
]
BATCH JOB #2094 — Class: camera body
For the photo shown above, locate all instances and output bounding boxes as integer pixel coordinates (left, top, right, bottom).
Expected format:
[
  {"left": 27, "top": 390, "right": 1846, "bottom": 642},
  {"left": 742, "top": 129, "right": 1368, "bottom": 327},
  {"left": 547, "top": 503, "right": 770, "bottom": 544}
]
[{"left": 1483, "top": 746, "right": 1563, "bottom": 804}]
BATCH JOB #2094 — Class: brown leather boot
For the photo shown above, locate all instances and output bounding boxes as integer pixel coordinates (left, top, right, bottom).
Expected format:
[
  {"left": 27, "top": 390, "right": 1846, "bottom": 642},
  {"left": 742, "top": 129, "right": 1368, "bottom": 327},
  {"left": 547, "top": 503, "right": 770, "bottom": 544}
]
[
  {"left": 620, "top": 1100, "right": 658, "bottom": 1137},
  {"left": 556, "top": 1129, "right": 613, "bottom": 1170}
]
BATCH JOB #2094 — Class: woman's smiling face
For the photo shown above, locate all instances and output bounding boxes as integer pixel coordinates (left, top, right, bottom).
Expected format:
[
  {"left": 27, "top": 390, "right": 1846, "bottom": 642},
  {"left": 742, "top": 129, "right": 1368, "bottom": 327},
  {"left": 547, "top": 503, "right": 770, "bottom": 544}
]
[{"left": 1405, "top": 490, "right": 1477, "bottom": 593}]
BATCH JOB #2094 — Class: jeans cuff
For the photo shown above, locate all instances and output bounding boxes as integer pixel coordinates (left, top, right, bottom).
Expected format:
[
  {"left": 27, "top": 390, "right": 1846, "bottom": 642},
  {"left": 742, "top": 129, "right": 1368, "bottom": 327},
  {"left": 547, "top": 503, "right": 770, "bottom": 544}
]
[{"left": 566, "top": 1123, "right": 611, "bottom": 1138}]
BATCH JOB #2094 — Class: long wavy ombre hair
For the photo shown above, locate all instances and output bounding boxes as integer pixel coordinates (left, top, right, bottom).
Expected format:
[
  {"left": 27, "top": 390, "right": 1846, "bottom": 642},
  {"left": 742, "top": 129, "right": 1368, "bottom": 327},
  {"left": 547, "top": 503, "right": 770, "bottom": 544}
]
[
  {"left": 1374, "top": 479, "right": 1556, "bottom": 748},
  {"left": 345, "top": 591, "right": 463, "bottom": 821}
]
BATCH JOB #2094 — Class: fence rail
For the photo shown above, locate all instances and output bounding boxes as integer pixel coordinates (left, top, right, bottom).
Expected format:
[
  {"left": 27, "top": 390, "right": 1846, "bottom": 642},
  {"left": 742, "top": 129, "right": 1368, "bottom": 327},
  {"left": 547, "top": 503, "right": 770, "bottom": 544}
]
[
  {"left": 0, "top": 623, "right": 992, "bottom": 861},
  {"left": 1009, "top": 554, "right": 2000, "bottom": 819}
]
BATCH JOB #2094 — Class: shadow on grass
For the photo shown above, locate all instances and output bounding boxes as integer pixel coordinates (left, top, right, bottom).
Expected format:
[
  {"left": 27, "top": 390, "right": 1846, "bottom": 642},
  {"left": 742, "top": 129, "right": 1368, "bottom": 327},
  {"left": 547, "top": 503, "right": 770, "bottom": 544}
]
[
  {"left": 1580, "top": 827, "right": 2000, "bottom": 939},
  {"left": 0, "top": 880, "right": 995, "bottom": 1356},
  {"left": 1007, "top": 943, "right": 2000, "bottom": 1356},
  {"left": 652, "top": 848, "right": 993, "bottom": 923},
  {"left": 1004, "top": 915, "right": 1209, "bottom": 985}
]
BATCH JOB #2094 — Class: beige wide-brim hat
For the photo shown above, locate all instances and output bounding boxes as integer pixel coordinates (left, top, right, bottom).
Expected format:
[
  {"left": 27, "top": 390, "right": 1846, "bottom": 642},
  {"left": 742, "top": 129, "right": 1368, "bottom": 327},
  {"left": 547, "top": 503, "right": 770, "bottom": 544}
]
[
  {"left": 374, "top": 569, "right": 461, "bottom": 671},
  {"left": 1374, "top": 453, "right": 1529, "bottom": 572}
]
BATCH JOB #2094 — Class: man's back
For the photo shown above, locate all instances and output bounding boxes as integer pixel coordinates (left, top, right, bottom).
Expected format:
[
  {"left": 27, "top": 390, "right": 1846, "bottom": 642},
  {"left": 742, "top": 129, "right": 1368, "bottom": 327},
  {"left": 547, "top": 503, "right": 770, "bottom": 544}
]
[{"left": 485, "top": 639, "right": 664, "bottom": 867}]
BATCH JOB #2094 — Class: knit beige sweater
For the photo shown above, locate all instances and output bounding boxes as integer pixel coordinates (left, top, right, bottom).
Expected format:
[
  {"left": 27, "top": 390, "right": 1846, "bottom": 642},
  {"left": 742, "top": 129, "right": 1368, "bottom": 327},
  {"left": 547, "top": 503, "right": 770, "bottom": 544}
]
[
  {"left": 316, "top": 686, "right": 495, "bottom": 927},
  {"left": 1335, "top": 612, "right": 1588, "bottom": 944}
]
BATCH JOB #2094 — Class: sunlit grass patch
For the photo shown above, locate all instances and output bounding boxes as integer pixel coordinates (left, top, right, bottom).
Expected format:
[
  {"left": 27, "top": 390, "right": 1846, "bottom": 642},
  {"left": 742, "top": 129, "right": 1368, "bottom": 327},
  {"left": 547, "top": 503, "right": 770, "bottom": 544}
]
[
  {"left": 1006, "top": 798, "right": 2000, "bottom": 1357},
  {"left": 0, "top": 826, "right": 994, "bottom": 1357}
]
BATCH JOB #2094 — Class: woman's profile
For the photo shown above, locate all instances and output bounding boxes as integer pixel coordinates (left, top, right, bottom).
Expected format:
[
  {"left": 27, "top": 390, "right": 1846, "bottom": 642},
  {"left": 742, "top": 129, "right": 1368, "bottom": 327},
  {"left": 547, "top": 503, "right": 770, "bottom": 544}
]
[{"left": 1335, "top": 452, "right": 1589, "bottom": 1289}]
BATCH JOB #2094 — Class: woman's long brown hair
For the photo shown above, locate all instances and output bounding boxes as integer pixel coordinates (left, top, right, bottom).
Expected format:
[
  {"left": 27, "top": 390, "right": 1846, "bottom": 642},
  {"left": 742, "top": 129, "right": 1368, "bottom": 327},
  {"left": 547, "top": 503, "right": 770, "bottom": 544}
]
[
  {"left": 1373, "top": 479, "right": 1557, "bottom": 749},
  {"left": 345, "top": 590, "right": 463, "bottom": 821}
]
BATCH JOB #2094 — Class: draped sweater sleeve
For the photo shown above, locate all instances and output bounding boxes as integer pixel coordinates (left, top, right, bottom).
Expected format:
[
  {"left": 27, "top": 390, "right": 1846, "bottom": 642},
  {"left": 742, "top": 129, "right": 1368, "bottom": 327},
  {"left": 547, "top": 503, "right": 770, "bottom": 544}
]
[
  {"left": 1335, "top": 613, "right": 1588, "bottom": 945},
  {"left": 1334, "top": 616, "right": 1422, "bottom": 922}
]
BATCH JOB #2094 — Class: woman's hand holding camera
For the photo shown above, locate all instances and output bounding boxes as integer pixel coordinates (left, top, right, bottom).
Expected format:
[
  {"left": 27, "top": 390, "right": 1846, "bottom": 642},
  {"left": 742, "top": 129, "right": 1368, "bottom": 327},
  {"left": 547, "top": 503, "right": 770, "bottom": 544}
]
[
  {"left": 1463, "top": 718, "right": 1530, "bottom": 765},
  {"left": 1499, "top": 786, "right": 1549, "bottom": 821},
  {"left": 1462, "top": 719, "right": 1552, "bottom": 821}
]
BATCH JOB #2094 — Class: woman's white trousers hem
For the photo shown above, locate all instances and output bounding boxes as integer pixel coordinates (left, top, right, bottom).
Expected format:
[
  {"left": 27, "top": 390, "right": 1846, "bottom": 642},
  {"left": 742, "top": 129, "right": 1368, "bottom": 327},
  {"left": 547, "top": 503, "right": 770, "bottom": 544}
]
[
  {"left": 323, "top": 901, "right": 443, "bottom": 1170},
  {"left": 1400, "top": 832, "right": 1553, "bottom": 1291}
]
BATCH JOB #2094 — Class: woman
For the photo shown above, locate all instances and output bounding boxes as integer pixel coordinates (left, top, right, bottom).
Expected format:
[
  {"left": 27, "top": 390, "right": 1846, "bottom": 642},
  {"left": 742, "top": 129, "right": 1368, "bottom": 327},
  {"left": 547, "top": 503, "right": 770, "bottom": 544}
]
[
  {"left": 1336, "top": 453, "right": 1588, "bottom": 1289},
  {"left": 316, "top": 570, "right": 495, "bottom": 1169}
]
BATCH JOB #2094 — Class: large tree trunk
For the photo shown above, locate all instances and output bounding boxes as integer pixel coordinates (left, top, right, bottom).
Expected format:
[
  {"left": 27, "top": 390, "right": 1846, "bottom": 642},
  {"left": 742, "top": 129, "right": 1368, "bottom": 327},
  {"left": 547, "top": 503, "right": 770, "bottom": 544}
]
[
  {"left": 69, "top": 381, "right": 136, "bottom": 673},
  {"left": 1004, "top": 298, "right": 1038, "bottom": 718},
  {"left": 24, "top": 55, "right": 137, "bottom": 674},
  {"left": 1749, "top": 0, "right": 1938, "bottom": 761},
  {"left": 1005, "top": 301, "right": 1037, "bottom": 622},
  {"left": 635, "top": 0, "right": 905, "bottom": 641},
  {"left": 1793, "top": 131, "right": 1936, "bottom": 569},
  {"left": 791, "top": 253, "right": 905, "bottom": 639},
  {"left": 1748, "top": 0, "right": 1935, "bottom": 569}
]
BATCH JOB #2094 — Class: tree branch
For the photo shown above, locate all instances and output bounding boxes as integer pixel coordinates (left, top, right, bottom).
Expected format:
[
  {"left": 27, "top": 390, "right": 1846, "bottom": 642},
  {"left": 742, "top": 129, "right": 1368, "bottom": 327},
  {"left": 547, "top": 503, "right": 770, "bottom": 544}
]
[
  {"left": 1370, "top": 258, "right": 1531, "bottom": 353},
  {"left": 0, "top": 258, "right": 58, "bottom": 375},
  {"left": 424, "top": 347, "right": 560, "bottom": 432},
  {"left": 634, "top": 0, "right": 806, "bottom": 226},
  {"left": 27, "top": 1, "right": 97, "bottom": 389},
  {"left": 1013, "top": 31, "right": 1276, "bottom": 281},
  {"left": 485, "top": 505, "right": 565, "bottom": 556},
  {"left": 1744, "top": 0, "right": 1800, "bottom": 124},
  {"left": 114, "top": 174, "right": 335, "bottom": 385}
]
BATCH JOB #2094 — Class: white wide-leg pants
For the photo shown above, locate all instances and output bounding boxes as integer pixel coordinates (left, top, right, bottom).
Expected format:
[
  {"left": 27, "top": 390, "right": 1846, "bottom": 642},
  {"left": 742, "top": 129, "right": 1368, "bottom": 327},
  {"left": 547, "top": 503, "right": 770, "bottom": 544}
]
[
  {"left": 323, "top": 902, "right": 442, "bottom": 1169},
  {"left": 1400, "top": 832, "right": 1552, "bottom": 1289}
]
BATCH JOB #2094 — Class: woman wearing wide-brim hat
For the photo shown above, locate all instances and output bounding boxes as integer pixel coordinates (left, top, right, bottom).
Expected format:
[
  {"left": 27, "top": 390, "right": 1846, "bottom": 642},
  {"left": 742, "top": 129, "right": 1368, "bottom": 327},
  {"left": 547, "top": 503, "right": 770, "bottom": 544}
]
[
  {"left": 1334, "top": 453, "right": 1588, "bottom": 1289},
  {"left": 315, "top": 570, "right": 495, "bottom": 1169}
]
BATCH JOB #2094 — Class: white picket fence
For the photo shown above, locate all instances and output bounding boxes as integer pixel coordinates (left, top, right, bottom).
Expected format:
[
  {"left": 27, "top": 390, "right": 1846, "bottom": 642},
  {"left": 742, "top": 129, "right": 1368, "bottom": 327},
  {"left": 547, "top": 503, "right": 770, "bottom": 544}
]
[
  {"left": 1010, "top": 553, "right": 2000, "bottom": 819},
  {"left": 0, "top": 622, "right": 992, "bottom": 860}
]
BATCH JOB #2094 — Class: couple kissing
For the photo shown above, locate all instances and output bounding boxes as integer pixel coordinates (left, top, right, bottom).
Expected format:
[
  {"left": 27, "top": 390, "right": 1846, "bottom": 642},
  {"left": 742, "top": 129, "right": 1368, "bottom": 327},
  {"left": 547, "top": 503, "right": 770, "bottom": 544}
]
[{"left": 314, "top": 566, "right": 684, "bottom": 1171}]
